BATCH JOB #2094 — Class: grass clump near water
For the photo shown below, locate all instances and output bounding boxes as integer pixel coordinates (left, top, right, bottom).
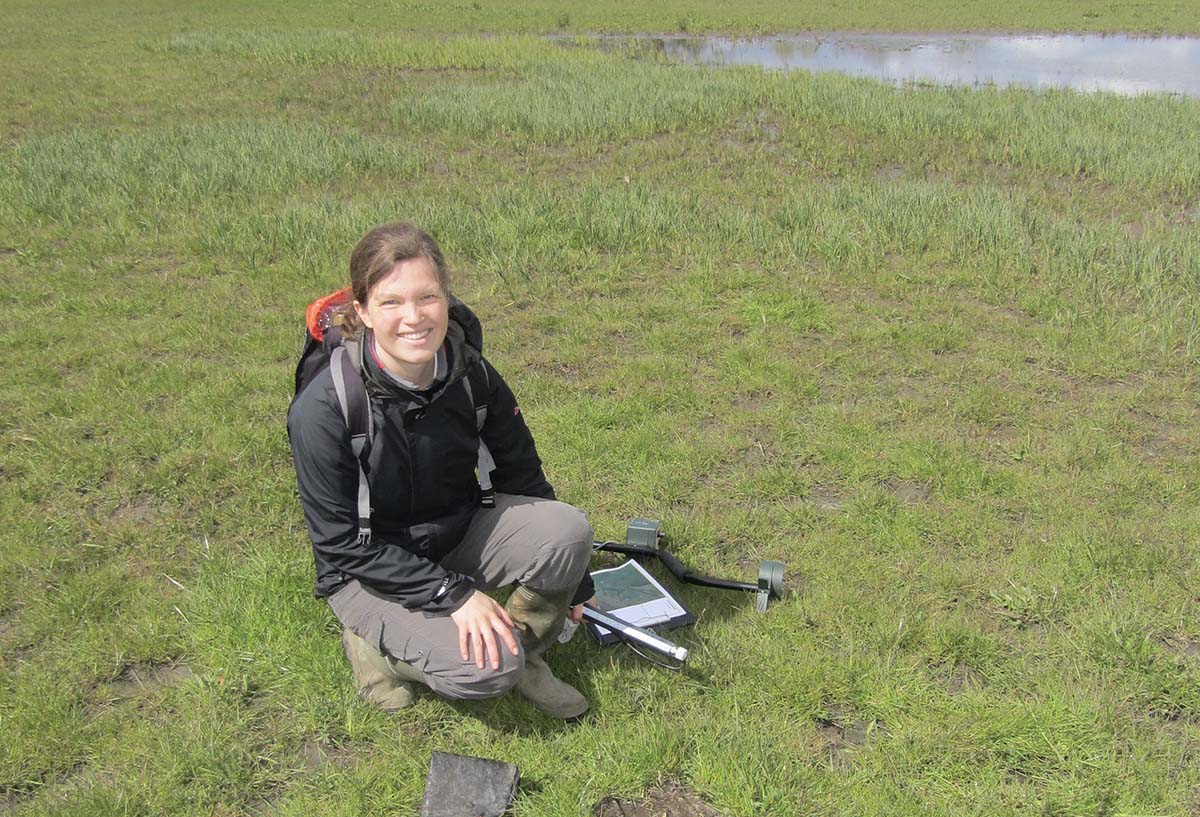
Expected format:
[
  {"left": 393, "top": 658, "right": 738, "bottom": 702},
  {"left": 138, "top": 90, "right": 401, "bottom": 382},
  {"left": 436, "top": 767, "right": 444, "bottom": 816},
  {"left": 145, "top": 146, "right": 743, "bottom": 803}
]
[
  {"left": 767, "top": 73, "right": 1200, "bottom": 197},
  {"left": 2, "top": 1, "right": 1199, "bottom": 815},
  {"left": 158, "top": 30, "right": 581, "bottom": 71},
  {"left": 397, "top": 60, "right": 760, "bottom": 143}
]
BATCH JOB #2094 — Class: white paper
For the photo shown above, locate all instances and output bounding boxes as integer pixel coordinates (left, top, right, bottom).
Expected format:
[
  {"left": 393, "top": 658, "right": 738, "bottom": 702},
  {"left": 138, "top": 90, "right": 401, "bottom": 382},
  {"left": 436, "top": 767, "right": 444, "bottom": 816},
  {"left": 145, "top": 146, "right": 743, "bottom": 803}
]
[{"left": 589, "top": 560, "right": 688, "bottom": 637}]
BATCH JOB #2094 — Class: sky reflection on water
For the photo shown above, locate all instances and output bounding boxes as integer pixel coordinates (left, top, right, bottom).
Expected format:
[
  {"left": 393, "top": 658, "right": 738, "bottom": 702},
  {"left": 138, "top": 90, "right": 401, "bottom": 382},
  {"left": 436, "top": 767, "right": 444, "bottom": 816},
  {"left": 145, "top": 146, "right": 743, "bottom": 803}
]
[{"left": 609, "top": 33, "right": 1200, "bottom": 98}]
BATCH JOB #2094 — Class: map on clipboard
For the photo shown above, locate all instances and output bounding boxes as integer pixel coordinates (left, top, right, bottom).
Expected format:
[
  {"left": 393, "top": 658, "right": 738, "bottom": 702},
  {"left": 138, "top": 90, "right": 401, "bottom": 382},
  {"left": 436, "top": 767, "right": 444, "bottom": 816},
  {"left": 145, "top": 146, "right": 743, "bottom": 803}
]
[{"left": 586, "top": 560, "right": 694, "bottom": 645}]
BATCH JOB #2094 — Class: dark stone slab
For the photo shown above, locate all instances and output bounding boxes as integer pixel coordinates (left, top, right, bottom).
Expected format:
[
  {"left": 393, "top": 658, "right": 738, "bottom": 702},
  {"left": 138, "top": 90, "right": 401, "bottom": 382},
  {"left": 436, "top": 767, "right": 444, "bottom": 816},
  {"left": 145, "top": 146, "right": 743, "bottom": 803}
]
[{"left": 420, "top": 751, "right": 519, "bottom": 817}]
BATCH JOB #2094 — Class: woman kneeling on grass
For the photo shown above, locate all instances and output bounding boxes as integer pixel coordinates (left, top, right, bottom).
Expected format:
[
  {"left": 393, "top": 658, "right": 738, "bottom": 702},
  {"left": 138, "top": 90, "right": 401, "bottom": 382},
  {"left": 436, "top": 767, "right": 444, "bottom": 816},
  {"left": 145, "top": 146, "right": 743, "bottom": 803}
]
[{"left": 287, "top": 222, "right": 595, "bottom": 720}]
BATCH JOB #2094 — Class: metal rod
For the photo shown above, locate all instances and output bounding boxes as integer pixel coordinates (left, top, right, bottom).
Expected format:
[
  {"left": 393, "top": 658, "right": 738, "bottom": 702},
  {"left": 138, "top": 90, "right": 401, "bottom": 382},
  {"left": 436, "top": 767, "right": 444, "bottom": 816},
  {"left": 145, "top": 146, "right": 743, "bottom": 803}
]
[{"left": 581, "top": 606, "right": 689, "bottom": 663}]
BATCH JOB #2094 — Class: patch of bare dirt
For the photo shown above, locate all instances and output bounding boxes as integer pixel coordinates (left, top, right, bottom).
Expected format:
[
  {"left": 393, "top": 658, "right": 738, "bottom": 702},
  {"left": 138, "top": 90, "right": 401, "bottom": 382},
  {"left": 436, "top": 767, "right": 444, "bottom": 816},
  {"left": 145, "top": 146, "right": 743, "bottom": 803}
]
[
  {"left": 874, "top": 163, "right": 904, "bottom": 182},
  {"left": 947, "top": 664, "right": 987, "bottom": 694},
  {"left": 886, "top": 479, "right": 930, "bottom": 505},
  {"left": 1, "top": 644, "right": 31, "bottom": 666},
  {"left": 1163, "top": 635, "right": 1200, "bottom": 660},
  {"left": 1007, "top": 769, "right": 1030, "bottom": 785},
  {"left": 242, "top": 741, "right": 358, "bottom": 813},
  {"left": 35, "top": 766, "right": 122, "bottom": 811},
  {"left": 809, "top": 485, "right": 845, "bottom": 511},
  {"left": 0, "top": 247, "right": 17, "bottom": 257},
  {"left": 1, "top": 759, "right": 108, "bottom": 813},
  {"left": 730, "top": 393, "right": 769, "bottom": 413},
  {"left": 110, "top": 662, "right": 194, "bottom": 700},
  {"left": 742, "top": 109, "right": 781, "bottom": 140},
  {"left": 593, "top": 780, "right": 725, "bottom": 817},
  {"left": 296, "top": 739, "right": 355, "bottom": 773},
  {"left": 1096, "top": 372, "right": 1152, "bottom": 397},
  {"left": 982, "top": 423, "right": 1025, "bottom": 447},
  {"left": 113, "top": 498, "right": 158, "bottom": 525},
  {"left": 1, "top": 788, "right": 23, "bottom": 814},
  {"left": 0, "top": 614, "right": 31, "bottom": 666},
  {"left": 816, "top": 705, "right": 885, "bottom": 767},
  {"left": 245, "top": 788, "right": 283, "bottom": 816},
  {"left": 546, "top": 361, "right": 582, "bottom": 381},
  {"left": 871, "top": 372, "right": 930, "bottom": 405},
  {"left": 741, "top": 440, "right": 773, "bottom": 465},
  {"left": 1128, "top": 199, "right": 1200, "bottom": 236},
  {"left": 957, "top": 291, "right": 1027, "bottom": 319},
  {"left": 720, "top": 110, "right": 784, "bottom": 153},
  {"left": 893, "top": 380, "right": 925, "bottom": 403},
  {"left": 1125, "top": 407, "right": 1191, "bottom": 464}
]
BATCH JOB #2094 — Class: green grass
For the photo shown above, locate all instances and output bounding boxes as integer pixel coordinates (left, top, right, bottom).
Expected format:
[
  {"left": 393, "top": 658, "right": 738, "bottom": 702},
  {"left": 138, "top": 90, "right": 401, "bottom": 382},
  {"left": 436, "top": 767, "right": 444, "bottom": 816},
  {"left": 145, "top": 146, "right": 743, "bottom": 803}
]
[
  {"left": 156, "top": 30, "right": 583, "bottom": 70},
  {"left": 2, "top": 1, "right": 1199, "bottom": 815}
]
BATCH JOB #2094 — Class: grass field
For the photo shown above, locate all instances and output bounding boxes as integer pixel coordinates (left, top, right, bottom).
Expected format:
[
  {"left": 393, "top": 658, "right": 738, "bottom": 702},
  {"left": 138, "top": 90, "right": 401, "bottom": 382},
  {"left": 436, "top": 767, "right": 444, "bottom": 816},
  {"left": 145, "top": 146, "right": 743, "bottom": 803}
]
[{"left": 1, "top": 1, "right": 1198, "bottom": 815}]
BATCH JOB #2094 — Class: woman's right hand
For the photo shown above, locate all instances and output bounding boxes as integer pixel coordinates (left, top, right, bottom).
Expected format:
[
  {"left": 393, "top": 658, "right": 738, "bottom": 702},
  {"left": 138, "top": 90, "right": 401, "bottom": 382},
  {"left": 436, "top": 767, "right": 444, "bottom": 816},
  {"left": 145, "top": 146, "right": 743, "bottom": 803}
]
[{"left": 449, "top": 590, "right": 521, "bottom": 671}]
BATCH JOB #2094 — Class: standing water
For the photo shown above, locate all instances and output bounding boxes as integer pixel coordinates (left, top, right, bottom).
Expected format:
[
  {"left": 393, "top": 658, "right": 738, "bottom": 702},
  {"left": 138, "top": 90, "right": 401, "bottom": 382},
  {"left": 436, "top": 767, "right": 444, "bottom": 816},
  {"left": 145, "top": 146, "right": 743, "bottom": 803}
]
[{"left": 581, "top": 33, "right": 1200, "bottom": 98}]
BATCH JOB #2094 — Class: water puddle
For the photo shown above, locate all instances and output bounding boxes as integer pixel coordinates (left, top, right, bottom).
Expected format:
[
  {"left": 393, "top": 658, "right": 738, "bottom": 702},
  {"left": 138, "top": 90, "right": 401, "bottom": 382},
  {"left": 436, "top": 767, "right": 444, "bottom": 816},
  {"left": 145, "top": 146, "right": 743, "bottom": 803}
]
[{"left": 587, "top": 33, "right": 1200, "bottom": 98}]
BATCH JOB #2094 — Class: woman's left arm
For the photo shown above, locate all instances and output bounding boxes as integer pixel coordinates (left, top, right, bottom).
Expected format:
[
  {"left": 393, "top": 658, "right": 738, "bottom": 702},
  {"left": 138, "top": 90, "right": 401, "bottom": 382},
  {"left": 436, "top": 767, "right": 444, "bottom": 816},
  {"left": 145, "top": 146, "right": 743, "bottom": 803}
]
[
  {"left": 478, "top": 358, "right": 595, "bottom": 606},
  {"left": 477, "top": 359, "right": 556, "bottom": 500}
]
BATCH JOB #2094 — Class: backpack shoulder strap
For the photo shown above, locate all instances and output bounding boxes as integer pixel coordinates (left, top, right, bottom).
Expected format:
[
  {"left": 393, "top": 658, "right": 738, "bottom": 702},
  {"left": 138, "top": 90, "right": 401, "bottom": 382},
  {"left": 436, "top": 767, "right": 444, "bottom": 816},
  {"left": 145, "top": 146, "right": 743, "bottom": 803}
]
[
  {"left": 330, "top": 341, "right": 373, "bottom": 544},
  {"left": 460, "top": 359, "right": 496, "bottom": 508},
  {"left": 463, "top": 358, "right": 490, "bottom": 429},
  {"left": 331, "top": 340, "right": 370, "bottom": 444}
]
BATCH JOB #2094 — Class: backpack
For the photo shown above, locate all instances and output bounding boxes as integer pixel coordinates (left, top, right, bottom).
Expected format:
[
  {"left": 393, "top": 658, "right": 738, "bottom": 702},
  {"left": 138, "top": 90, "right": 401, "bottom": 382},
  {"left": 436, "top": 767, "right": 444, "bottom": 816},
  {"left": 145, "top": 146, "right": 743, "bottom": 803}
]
[{"left": 293, "top": 288, "right": 496, "bottom": 547}]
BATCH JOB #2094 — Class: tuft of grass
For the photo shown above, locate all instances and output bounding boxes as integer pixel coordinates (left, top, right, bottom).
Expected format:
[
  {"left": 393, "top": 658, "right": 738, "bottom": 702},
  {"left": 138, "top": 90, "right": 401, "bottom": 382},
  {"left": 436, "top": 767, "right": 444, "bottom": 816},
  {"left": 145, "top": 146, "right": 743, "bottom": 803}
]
[
  {"left": 398, "top": 59, "right": 764, "bottom": 142},
  {"left": 0, "top": 123, "right": 425, "bottom": 230},
  {"left": 155, "top": 30, "right": 589, "bottom": 71},
  {"left": 766, "top": 71, "right": 1200, "bottom": 196}
]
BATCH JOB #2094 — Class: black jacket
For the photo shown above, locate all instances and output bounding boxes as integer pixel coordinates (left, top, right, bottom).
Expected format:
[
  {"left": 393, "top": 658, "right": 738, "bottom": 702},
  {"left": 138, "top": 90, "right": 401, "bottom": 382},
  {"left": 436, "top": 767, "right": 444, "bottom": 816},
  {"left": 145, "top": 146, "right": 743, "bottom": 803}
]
[{"left": 288, "top": 303, "right": 588, "bottom": 614}]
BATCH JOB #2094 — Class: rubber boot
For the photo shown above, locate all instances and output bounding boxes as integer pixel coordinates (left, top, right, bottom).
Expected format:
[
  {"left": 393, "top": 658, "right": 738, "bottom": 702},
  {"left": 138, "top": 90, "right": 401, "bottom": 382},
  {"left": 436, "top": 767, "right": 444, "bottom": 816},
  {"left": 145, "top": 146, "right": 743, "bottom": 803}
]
[
  {"left": 341, "top": 627, "right": 424, "bottom": 712},
  {"left": 505, "top": 586, "right": 588, "bottom": 720}
]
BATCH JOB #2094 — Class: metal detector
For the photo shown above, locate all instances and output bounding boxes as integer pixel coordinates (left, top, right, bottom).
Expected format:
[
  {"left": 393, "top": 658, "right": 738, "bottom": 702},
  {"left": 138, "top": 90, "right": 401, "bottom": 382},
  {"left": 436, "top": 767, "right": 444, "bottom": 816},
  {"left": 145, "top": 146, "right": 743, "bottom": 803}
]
[
  {"left": 595, "top": 518, "right": 787, "bottom": 612},
  {"left": 582, "top": 518, "right": 788, "bottom": 664}
]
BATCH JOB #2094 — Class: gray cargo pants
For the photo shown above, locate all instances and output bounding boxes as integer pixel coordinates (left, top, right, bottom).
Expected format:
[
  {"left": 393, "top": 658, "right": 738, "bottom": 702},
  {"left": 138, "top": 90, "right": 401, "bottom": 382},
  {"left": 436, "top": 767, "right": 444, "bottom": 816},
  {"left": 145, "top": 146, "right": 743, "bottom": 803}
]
[{"left": 327, "top": 493, "right": 593, "bottom": 700}]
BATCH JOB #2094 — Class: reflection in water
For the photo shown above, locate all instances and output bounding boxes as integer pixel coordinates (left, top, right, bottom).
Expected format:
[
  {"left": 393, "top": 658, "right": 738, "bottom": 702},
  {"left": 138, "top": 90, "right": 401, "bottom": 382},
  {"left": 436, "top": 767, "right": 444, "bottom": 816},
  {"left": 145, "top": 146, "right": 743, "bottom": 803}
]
[{"left": 588, "top": 33, "right": 1200, "bottom": 98}]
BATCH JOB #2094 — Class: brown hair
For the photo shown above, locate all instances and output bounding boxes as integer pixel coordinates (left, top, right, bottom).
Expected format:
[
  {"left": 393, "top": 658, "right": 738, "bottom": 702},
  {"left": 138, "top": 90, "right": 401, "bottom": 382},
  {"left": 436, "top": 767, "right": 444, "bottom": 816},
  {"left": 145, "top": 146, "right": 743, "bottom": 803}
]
[{"left": 341, "top": 222, "right": 451, "bottom": 336}]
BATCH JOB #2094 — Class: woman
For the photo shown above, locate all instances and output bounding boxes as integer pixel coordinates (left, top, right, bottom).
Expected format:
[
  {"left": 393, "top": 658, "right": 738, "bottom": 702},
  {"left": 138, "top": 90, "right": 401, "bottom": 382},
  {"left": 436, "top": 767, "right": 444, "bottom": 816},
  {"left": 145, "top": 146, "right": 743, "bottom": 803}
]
[{"left": 288, "top": 222, "right": 595, "bottom": 720}]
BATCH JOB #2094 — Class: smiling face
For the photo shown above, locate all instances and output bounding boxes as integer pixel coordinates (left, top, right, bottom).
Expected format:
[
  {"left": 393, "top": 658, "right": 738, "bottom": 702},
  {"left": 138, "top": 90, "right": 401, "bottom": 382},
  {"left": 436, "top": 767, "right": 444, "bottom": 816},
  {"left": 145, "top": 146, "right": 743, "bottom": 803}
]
[{"left": 353, "top": 256, "right": 449, "bottom": 385}]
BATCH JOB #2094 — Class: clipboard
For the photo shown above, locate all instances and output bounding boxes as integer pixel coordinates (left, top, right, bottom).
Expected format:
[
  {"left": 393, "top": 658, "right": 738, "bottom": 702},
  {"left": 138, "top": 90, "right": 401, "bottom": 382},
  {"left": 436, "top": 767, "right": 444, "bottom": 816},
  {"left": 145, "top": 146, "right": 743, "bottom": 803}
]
[{"left": 586, "top": 560, "right": 694, "bottom": 645}]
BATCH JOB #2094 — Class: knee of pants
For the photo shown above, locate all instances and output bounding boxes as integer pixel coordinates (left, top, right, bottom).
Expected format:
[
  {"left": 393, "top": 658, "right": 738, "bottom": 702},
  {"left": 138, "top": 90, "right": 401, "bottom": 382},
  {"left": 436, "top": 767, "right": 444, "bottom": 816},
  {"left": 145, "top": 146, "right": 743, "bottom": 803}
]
[
  {"left": 424, "top": 654, "right": 524, "bottom": 701},
  {"left": 561, "top": 509, "right": 595, "bottom": 554},
  {"left": 530, "top": 504, "right": 594, "bottom": 591}
]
